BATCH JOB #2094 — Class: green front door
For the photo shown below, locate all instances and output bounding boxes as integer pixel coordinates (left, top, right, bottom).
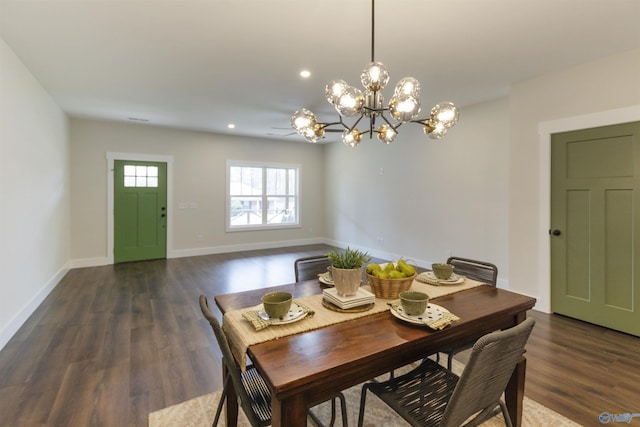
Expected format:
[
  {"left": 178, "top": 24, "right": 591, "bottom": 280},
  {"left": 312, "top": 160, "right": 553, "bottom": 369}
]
[
  {"left": 114, "top": 160, "right": 167, "bottom": 263},
  {"left": 551, "top": 121, "right": 640, "bottom": 336}
]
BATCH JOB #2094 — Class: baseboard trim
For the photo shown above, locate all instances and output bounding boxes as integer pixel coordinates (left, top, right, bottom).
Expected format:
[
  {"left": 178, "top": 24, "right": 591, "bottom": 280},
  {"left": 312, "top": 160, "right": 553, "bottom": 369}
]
[
  {"left": 0, "top": 264, "right": 69, "bottom": 351},
  {"left": 169, "top": 238, "right": 326, "bottom": 259},
  {"left": 68, "top": 257, "right": 110, "bottom": 269}
]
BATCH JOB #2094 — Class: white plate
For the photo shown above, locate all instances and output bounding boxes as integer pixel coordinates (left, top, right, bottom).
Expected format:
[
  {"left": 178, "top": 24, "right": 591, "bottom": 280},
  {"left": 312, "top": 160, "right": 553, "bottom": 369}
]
[
  {"left": 318, "top": 272, "right": 334, "bottom": 286},
  {"left": 258, "top": 302, "right": 308, "bottom": 324},
  {"left": 421, "top": 271, "right": 465, "bottom": 285},
  {"left": 389, "top": 302, "right": 449, "bottom": 326}
]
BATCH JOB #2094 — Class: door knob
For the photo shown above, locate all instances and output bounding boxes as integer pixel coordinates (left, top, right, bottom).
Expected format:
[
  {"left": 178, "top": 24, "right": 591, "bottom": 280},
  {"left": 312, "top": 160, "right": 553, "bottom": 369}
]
[{"left": 550, "top": 229, "right": 561, "bottom": 236}]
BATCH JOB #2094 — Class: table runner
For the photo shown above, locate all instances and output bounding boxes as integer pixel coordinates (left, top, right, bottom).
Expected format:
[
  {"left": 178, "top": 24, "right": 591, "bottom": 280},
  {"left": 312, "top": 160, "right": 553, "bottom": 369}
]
[{"left": 223, "top": 277, "right": 485, "bottom": 369}]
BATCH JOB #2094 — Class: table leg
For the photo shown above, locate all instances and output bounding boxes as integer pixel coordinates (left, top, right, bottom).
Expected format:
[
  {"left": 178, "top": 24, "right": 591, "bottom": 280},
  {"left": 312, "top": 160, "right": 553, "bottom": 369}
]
[
  {"left": 223, "top": 364, "right": 239, "bottom": 427},
  {"left": 505, "top": 355, "right": 526, "bottom": 427},
  {"left": 271, "top": 394, "right": 308, "bottom": 427}
]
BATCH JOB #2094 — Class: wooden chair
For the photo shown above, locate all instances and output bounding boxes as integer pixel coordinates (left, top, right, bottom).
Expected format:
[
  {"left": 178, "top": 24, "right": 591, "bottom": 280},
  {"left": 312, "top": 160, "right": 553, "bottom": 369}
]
[
  {"left": 440, "top": 256, "right": 499, "bottom": 369},
  {"left": 199, "top": 295, "right": 348, "bottom": 427},
  {"left": 357, "top": 318, "right": 535, "bottom": 427},
  {"left": 294, "top": 255, "right": 332, "bottom": 282}
]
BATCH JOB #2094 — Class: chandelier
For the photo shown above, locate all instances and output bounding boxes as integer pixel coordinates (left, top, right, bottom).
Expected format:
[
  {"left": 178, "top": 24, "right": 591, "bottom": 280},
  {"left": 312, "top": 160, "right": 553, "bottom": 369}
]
[{"left": 291, "top": 0, "right": 459, "bottom": 147}]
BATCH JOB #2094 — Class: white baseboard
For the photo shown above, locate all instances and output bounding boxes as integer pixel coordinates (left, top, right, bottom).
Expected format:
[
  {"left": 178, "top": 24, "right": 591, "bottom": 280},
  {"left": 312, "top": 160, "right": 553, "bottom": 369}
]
[
  {"left": 0, "top": 264, "right": 69, "bottom": 351},
  {"left": 169, "top": 237, "right": 326, "bottom": 258},
  {"left": 68, "top": 257, "right": 110, "bottom": 269}
]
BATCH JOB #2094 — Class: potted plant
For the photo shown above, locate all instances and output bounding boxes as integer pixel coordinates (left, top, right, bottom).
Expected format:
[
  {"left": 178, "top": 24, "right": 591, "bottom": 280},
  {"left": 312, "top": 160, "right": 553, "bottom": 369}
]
[{"left": 326, "top": 247, "right": 371, "bottom": 297}]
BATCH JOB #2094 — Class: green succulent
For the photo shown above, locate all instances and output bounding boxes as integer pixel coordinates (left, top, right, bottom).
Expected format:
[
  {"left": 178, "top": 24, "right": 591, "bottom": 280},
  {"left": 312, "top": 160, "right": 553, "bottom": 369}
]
[{"left": 326, "top": 246, "right": 371, "bottom": 269}]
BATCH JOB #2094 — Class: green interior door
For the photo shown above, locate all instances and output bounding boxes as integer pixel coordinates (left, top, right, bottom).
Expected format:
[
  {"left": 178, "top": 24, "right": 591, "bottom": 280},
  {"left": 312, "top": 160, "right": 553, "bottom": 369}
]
[
  {"left": 551, "top": 121, "right": 640, "bottom": 336},
  {"left": 114, "top": 160, "right": 167, "bottom": 263}
]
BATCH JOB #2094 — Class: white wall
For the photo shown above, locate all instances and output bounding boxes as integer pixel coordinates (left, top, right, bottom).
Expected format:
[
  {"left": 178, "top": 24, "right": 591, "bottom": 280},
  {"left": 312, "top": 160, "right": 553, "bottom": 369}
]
[
  {"left": 324, "top": 97, "right": 511, "bottom": 287},
  {"left": 508, "top": 48, "right": 640, "bottom": 312},
  {"left": 0, "top": 38, "right": 70, "bottom": 349},
  {"left": 70, "top": 119, "right": 327, "bottom": 264}
]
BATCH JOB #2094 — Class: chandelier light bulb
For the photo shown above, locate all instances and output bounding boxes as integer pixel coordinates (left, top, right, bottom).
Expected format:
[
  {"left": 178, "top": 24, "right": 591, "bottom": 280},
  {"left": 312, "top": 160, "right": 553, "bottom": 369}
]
[
  {"left": 431, "top": 102, "right": 459, "bottom": 128},
  {"left": 389, "top": 93, "right": 421, "bottom": 122},
  {"left": 335, "top": 86, "right": 365, "bottom": 117},
  {"left": 291, "top": 109, "right": 317, "bottom": 134},
  {"left": 303, "top": 123, "right": 325, "bottom": 143},
  {"left": 395, "top": 77, "right": 421, "bottom": 97},
  {"left": 325, "top": 80, "right": 348, "bottom": 104},
  {"left": 377, "top": 124, "right": 397, "bottom": 144},
  {"left": 342, "top": 128, "right": 362, "bottom": 147},
  {"left": 361, "top": 62, "right": 389, "bottom": 91},
  {"left": 425, "top": 121, "right": 448, "bottom": 139}
]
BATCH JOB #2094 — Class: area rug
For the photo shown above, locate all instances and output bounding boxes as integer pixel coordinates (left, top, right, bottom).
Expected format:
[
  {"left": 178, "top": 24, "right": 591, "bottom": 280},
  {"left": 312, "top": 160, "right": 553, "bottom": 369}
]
[{"left": 149, "top": 360, "right": 582, "bottom": 427}]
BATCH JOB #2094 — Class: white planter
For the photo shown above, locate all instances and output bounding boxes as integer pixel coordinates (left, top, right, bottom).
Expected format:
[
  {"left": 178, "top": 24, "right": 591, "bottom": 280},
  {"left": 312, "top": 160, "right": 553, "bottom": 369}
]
[{"left": 331, "top": 266, "right": 363, "bottom": 297}]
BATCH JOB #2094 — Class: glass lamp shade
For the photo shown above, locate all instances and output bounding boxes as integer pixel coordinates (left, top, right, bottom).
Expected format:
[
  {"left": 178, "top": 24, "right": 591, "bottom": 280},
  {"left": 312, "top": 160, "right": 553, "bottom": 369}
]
[
  {"left": 431, "top": 102, "right": 459, "bottom": 128},
  {"left": 291, "top": 108, "right": 317, "bottom": 134},
  {"left": 377, "top": 124, "right": 397, "bottom": 144},
  {"left": 342, "top": 128, "right": 362, "bottom": 147},
  {"left": 335, "top": 86, "right": 365, "bottom": 117},
  {"left": 395, "top": 77, "right": 421, "bottom": 97},
  {"left": 425, "top": 121, "right": 448, "bottom": 139},
  {"left": 389, "top": 93, "right": 421, "bottom": 122},
  {"left": 361, "top": 62, "right": 389, "bottom": 91},
  {"left": 302, "top": 123, "right": 325, "bottom": 143},
  {"left": 325, "top": 80, "right": 348, "bottom": 104}
]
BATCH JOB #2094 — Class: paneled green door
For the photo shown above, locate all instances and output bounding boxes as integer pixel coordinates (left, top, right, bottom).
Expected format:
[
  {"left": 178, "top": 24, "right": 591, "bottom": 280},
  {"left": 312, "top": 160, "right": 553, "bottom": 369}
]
[
  {"left": 114, "top": 160, "right": 167, "bottom": 263},
  {"left": 551, "top": 121, "right": 640, "bottom": 336}
]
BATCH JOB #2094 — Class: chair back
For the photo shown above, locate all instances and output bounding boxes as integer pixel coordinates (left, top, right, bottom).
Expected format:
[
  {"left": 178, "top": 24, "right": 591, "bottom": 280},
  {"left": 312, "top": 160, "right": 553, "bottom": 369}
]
[
  {"left": 441, "top": 317, "right": 535, "bottom": 427},
  {"left": 447, "top": 256, "right": 498, "bottom": 286},
  {"left": 199, "top": 295, "right": 269, "bottom": 426},
  {"left": 294, "top": 255, "right": 332, "bottom": 282}
]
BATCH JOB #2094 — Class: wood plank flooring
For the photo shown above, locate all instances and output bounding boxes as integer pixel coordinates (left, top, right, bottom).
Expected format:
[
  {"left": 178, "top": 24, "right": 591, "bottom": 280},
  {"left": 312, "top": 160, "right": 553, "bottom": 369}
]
[{"left": 0, "top": 244, "right": 638, "bottom": 426}]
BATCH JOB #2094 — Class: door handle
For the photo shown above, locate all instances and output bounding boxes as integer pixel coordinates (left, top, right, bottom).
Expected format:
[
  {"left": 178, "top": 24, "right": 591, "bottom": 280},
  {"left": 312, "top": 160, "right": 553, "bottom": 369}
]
[
  {"left": 549, "top": 229, "right": 561, "bottom": 236},
  {"left": 161, "top": 213, "right": 166, "bottom": 218}
]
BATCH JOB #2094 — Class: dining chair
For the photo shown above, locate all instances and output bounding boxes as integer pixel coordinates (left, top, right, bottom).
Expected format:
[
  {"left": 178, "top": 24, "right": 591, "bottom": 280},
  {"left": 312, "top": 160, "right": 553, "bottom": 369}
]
[
  {"left": 357, "top": 317, "right": 535, "bottom": 427},
  {"left": 199, "top": 295, "right": 348, "bottom": 427},
  {"left": 446, "top": 256, "right": 498, "bottom": 286},
  {"left": 439, "top": 256, "right": 499, "bottom": 370},
  {"left": 294, "top": 255, "right": 332, "bottom": 282}
]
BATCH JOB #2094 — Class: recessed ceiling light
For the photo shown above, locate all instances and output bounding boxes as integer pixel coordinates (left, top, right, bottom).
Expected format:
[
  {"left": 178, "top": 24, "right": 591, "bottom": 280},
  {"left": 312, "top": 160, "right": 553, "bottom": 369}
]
[
  {"left": 227, "top": 123, "right": 236, "bottom": 129},
  {"left": 300, "top": 70, "right": 311, "bottom": 78}
]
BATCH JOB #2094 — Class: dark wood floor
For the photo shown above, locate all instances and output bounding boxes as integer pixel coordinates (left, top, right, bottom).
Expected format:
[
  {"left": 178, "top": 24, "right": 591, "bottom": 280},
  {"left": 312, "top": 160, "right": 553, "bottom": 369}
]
[{"left": 0, "top": 244, "right": 638, "bottom": 426}]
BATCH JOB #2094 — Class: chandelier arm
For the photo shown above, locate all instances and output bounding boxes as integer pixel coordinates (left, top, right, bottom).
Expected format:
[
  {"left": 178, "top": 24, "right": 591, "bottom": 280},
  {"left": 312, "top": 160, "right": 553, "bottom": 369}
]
[
  {"left": 380, "top": 114, "right": 399, "bottom": 129},
  {"left": 369, "top": 115, "right": 375, "bottom": 138},
  {"left": 348, "top": 114, "right": 366, "bottom": 132},
  {"left": 319, "top": 121, "right": 345, "bottom": 130}
]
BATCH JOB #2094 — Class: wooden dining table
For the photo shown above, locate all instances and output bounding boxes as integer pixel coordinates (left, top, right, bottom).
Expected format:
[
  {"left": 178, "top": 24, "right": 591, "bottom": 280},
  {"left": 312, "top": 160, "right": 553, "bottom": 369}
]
[{"left": 215, "top": 279, "right": 536, "bottom": 427}]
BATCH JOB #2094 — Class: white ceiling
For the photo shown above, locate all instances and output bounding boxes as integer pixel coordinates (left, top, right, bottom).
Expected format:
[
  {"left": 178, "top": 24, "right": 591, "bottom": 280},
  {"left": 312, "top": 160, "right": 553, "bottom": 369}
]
[{"left": 2, "top": 0, "right": 639, "bottom": 142}]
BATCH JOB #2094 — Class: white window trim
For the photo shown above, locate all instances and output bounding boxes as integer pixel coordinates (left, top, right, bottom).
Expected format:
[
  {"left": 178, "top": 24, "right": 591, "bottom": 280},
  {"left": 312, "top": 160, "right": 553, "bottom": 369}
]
[{"left": 226, "top": 160, "right": 301, "bottom": 232}]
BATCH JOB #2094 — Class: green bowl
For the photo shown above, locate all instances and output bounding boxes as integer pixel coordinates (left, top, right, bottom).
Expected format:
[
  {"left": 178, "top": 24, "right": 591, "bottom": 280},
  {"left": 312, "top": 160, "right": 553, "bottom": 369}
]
[
  {"left": 432, "top": 263, "right": 454, "bottom": 280},
  {"left": 261, "top": 292, "right": 292, "bottom": 319},
  {"left": 399, "top": 291, "right": 429, "bottom": 316}
]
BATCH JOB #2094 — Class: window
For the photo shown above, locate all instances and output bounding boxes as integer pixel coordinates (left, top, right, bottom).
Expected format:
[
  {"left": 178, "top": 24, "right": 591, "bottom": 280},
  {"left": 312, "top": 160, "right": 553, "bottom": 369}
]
[
  {"left": 227, "top": 162, "right": 300, "bottom": 230},
  {"left": 124, "top": 165, "right": 158, "bottom": 187}
]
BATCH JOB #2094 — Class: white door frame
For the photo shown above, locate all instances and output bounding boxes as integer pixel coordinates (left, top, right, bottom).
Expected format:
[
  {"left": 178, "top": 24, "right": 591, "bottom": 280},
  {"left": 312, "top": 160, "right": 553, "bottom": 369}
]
[
  {"left": 537, "top": 105, "right": 640, "bottom": 313},
  {"left": 106, "top": 152, "right": 174, "bottom": 265}
]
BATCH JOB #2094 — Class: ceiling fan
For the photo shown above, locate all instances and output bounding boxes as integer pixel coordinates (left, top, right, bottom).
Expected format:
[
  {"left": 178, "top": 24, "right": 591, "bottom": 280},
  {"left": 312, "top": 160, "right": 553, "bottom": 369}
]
[{"left": 268, "top": 126, "right": 342, "bottom": 139}]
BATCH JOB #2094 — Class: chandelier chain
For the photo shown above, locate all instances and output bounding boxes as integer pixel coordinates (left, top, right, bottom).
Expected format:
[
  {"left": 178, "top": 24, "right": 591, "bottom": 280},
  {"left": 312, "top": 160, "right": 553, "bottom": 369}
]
[{"left": 371, "top": 0, "right": 375, "bottom": 62}]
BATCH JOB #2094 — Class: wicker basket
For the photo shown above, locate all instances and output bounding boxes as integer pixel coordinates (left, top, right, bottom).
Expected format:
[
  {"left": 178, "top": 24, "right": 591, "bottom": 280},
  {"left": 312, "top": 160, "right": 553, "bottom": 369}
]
[{"left": 367, "top": 272, "right": 416, "bottom": 299}]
